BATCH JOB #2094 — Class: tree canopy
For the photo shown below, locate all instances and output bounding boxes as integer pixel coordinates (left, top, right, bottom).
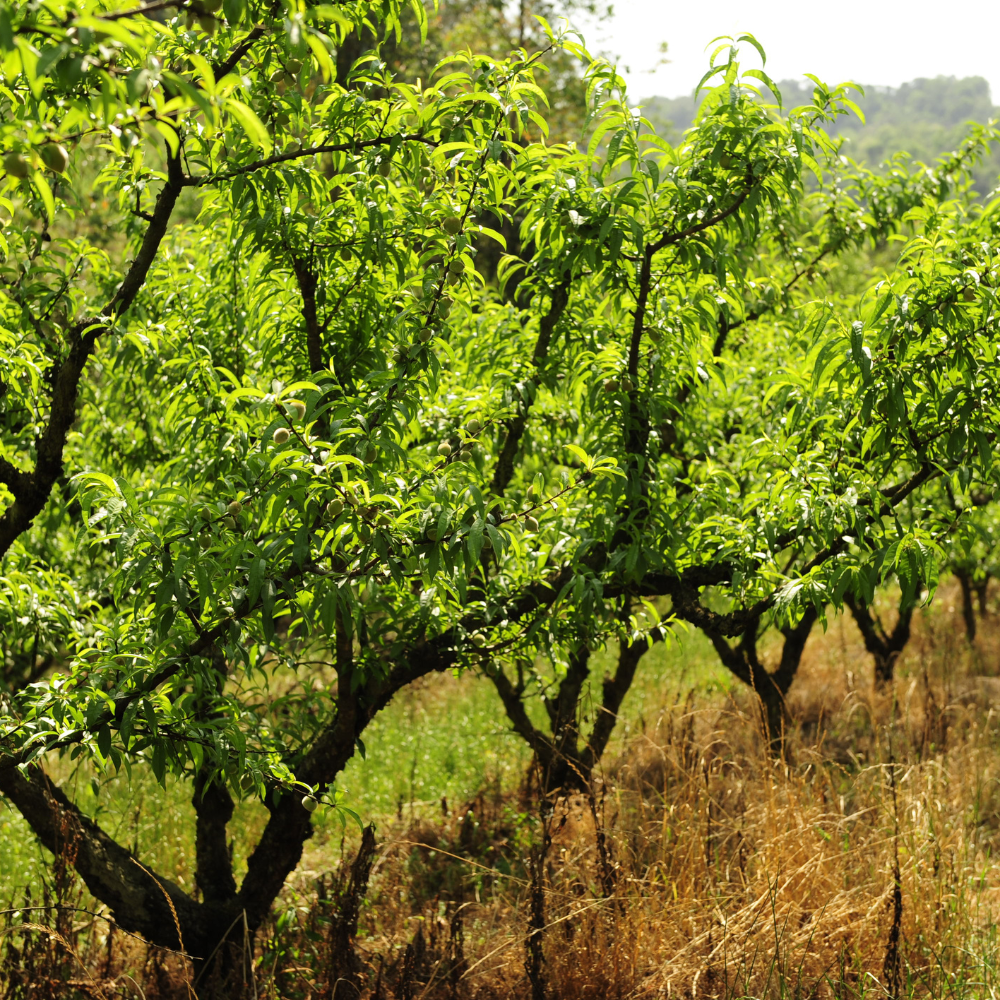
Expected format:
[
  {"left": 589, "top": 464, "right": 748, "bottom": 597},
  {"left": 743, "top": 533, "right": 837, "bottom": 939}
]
[{"left": 0, "top": 1, "right": 998, "bottom": 989}]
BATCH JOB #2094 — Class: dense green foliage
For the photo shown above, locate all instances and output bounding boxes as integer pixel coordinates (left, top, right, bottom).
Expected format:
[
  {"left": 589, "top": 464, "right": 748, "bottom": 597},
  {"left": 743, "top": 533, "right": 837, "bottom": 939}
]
[
  {"left": 0, "top": 0, "right": 998, "bottom": 982},
  {"left": 644, "top": 74, "right": 1000, "bottom": 193}
]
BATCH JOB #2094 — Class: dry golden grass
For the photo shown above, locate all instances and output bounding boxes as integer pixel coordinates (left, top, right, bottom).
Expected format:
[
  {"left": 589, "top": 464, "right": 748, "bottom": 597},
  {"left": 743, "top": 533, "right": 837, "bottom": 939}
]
[{"left": 5, "top": 587, "right": 1000, "bottom": 999}]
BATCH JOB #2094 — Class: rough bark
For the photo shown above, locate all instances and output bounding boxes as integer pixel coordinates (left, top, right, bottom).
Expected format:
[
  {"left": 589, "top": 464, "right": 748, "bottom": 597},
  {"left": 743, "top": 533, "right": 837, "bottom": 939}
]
[
  {"left": 705, "top": 607, "right": 819, "bottom": 752},
  {"left": 844, "top": 594, "right": 914, "bottom": 686},
  {"left": 325, "top": 823, "right": 378, "bottom": 995},
  {"left": 582, "top": 636, "right": 649, "bottom": 771},
  {"left": 193, "top": 772, "right": 237, "bottom": 907},
  {"left": 0, "top": 765, "right": 211, "bottom": 953},
  {"left": 290, "top": 253, "right": 324, "bottom": 374},
  {"left": 489, "top": 636, "right": 651, "bottom": 795},
  {"left": 955, "top": 570, "right": 977, "bottom": 642}
]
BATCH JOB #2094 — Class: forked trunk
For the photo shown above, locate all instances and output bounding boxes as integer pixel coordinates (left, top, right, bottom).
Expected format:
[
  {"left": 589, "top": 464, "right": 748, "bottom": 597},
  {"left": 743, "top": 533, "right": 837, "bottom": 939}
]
[
  {"left": 704, "top": 607, "right": 818, "bottom": 754},
  {"left": 844, "top": 594, "right": 914, "bottom": 687},
  {"left": 490, "top": 636, "right": 651, "bottom": 798}
]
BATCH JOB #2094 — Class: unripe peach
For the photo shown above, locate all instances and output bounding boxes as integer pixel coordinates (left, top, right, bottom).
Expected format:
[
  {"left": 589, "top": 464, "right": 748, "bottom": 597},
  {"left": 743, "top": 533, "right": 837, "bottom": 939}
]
[
  {"left": 39, "top": 144, "right": 69, "bottom": 174},
  {"left": 3, "top": 153, "right": 29, "bottom": 178}
]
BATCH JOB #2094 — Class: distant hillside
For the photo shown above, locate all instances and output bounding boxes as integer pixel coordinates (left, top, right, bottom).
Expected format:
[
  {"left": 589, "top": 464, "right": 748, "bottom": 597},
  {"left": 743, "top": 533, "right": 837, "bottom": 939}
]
[{"left": 639, "top": 76, "right": 1000, "bottom": 193}]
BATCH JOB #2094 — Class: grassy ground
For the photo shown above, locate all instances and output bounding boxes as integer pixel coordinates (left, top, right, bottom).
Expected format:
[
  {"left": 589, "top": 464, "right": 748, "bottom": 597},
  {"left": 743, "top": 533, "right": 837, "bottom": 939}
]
[
  {"left": 0, "top": 621, "right": 734, "bottom": 896},
  {"left": 3, "top": 585, "right": 1000, "bottom": 998}
]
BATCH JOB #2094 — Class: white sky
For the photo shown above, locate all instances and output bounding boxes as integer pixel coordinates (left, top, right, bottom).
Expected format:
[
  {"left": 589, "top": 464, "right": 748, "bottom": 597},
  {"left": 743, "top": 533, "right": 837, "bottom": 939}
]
[{"left": 574, "top": 0, "right": 1000, "bottom": 103}]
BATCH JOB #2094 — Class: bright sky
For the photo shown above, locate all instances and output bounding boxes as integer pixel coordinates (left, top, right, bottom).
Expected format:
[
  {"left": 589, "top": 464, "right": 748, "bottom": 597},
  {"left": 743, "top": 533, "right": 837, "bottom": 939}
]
[{"left": 576, "top": 0, "right": 1000, "bottom": 103}]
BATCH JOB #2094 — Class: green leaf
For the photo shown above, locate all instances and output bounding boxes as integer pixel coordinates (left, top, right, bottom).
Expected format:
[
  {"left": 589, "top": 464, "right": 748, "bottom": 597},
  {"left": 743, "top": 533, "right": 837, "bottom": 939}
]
[{"left": 226, "top": 98, "right": 272, "bottom": 154}]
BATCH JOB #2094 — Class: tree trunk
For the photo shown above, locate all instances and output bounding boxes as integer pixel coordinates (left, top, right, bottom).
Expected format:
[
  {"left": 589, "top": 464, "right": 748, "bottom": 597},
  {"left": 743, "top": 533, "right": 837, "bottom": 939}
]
[
  {"left": 489, "top": 636, "right": 651, "bottom": 797},
  {"left": 956, "top": 570, "right": 977, "bottom": 642},
  {"left": 0, "top": 633, "right": 461, "bottom": 996},
  {"left": 704, "top": 607, "right": 818, "bottom": 754},
  {"left": 844, "top": 594, "right": 914, "bottom": 686},
  {"left": 325, "top": 824, "right": 378, "bottom": 996},
  {"left": 976, "top": 576, "right": 990, "bottom": 617}
]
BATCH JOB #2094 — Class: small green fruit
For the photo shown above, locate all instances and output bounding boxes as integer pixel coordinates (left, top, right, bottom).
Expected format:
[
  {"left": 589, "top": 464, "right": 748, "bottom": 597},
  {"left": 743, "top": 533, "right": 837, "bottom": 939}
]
[
  {"left": 446, "top": 271, "right": 461, "bottom": 286},
  {"left": 621, "top": 376, "right": 634, "bottom": 392},
  {"left": 963, "top": 287, "right": 976, "bottom": 302},
  {"left": 437, "top": 297, "right": 452, "bottom": 317},
  {"left": 378, "top": 157, "right": 391, "bottom": 177},
  {"left": 326, "top": 499, "right": 344, "bottom": 518},
  {"left": 240, "top": 773, "right": 255, "bottom": 792},
  {"left": 199, "top": 534, "right": 212, "bottom": 550},
  {"left": 527, "top": 484, "right": 538, "bottom": 500},
  {"left": 227, "top": 501, "right": 243, "bottom": 516},
  {"left": 3, "top": 153, "right": 29, "bottom": 179},
  {"left": 418, "top": 327, "right": 434, "bottom": 343},
  {"left": 442, "top": 216, "right": 462, "bottom": 235},
  {"left": 437, "top": 441, "right": 452, "bottom": 458},
  {"left": 287, "top": 400, "right": 306, "bottom": 421},
  {"left": 223, "top": 516, "right": 237, "bottom": 531},
  {"left": 603, "top": 378, "right": 619, "bottom": 393},
  {"left": 471, "top": 632, "right": 486, "bottom": 648},
  {"left": 363, "top": 443, "right": 378, "bottom": 463},
  {"left": 302, "top": 794, "right": 318, "bottom": 813},
  {"left": 39, "top": 144, "right": 69, "bottom": 174},
  {"left": 286, "top": 58, "right": 303, "bottom": 74},
  {"left": 199, "top": 506, "right": 213, "bottom": 521},
  {"left": 273, "top": 427, "right": 290, "bottom": 445},
  {"left": 448, "top": 259, "right": 465, "bottom": 275},
  {"left": 466, "top": 417, "right": 481, "bottom": 435},
  {"left": 340, "top": 247, "right": 352, "bottom": 262},
  {"left": 426, "top": 526, "right": 439, "bottom": 541},
  {"left": 648, "top": 329, "right": 662, "bottom": 344},
  {"left": 524, "top": 515, "right": 539, "bottom": 532},
  {"left": 197, "top": 14, "right": 217, "bottom": 35},
  {"left": 458, "top": 449, "right": 472, "bottom": 462}
]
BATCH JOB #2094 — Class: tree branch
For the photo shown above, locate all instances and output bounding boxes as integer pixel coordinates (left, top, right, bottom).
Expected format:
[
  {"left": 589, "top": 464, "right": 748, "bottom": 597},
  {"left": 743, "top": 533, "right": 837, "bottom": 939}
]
[
  {"left": 0, "top": 764, "right": 211, "bottom": 952},
  {"left": 0, "top": 151, "right": 188, "bottom": 559},
  {"left": 491, "top": 277, "right": 572, "bottom": 497},
  {"left": 196, "top": 135, "right": 435, "bottom": 186},
  {"left": 193, "top": 769, "right": 237, "bottom": 907},
  {"left": 582, "top": 635, "right": 649, "bottom": 769}
]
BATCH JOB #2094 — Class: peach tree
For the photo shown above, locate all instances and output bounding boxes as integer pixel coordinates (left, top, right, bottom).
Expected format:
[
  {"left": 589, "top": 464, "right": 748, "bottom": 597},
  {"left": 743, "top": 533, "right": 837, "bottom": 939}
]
[{"left": 1, "top": 2, "right": 999, "bottom": 992}]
